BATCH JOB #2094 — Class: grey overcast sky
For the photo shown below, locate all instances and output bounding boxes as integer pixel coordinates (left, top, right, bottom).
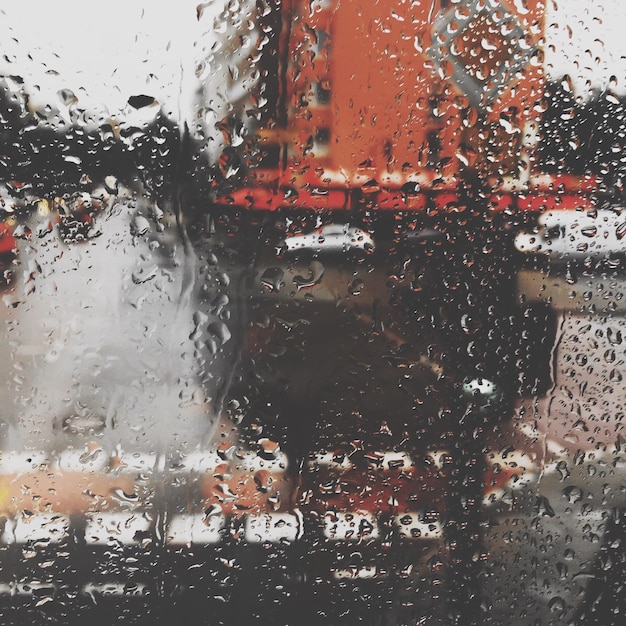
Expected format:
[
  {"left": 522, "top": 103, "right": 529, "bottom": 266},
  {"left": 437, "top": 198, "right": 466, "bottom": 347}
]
[{"left": 0, "top": 0, "right": 622, "bottom": 126}]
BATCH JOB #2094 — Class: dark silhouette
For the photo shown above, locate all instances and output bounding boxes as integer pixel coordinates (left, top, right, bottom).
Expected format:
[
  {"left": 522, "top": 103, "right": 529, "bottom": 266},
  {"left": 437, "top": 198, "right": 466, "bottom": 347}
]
[{"left": 540, "top": 79, "right": 626, "bottom": 197}]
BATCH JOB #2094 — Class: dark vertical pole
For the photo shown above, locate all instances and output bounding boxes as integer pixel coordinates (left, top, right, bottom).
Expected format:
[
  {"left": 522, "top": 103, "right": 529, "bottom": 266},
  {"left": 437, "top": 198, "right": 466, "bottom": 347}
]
[
  {"left": 445, "top": 398, "right": 487, "bottom": 625},
  {"left": 276, "top": 0, "right": 294, "bottom": 175}
]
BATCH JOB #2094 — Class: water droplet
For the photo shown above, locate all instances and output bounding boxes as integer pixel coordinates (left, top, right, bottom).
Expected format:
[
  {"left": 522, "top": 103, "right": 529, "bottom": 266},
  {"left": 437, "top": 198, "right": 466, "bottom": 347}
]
[
  {"left": 293, "top": 260, "right": 325, "bottom": 290},
  {"left": 258, "top": 438, "right": 280, "bottom": 459},
  {"left": 575, "top": 353, "right": 588, "bottom": 366},
  {"left": 131, "top": 215, "right": 151, "bottom": 237},
  {"left": 261, "top": 267, "right": 284, "bottom": 292},
  {"left": 548, "top": 596, "right": 565, "bottom": 615},
  {"left": 607, "top": 327, "right": 622, "bottom": 346},
  {"left": 207, "top": 321, "right": 231, "bottom": 345},
  {"left": 61, "top": 411, "right": 106, "bottom": 435},
  {"left": 254, "top": 469, "right": 273, "bottom": 492},
  {"left": 562, "top": 486, "right": 583, "bottom": 504},
  {"left": 556, "top": 461, "right": 570, "bottom": 481}
]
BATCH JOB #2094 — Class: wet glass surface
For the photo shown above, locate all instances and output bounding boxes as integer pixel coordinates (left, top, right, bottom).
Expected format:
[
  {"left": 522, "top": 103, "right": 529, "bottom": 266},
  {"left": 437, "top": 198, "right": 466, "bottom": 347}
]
[{"left": 0, "top": 1, "right": 625, "bottom": 624}]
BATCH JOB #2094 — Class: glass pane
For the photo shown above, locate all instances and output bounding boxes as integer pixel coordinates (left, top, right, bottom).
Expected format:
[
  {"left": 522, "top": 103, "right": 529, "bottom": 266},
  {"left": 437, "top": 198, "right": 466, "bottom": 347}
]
[{"left": 0, "top": 1, "right": 624, "bottom": 624}]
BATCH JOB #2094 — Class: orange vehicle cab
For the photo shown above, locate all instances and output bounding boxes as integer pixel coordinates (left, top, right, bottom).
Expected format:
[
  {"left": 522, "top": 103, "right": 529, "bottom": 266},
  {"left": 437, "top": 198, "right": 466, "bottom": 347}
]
[{"left": 214, "top": 0, "right": 597, "bottom": 217}]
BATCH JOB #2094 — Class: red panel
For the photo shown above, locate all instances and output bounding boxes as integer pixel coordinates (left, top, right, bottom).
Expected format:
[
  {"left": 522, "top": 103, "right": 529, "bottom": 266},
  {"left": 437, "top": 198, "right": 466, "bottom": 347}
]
[
  {"left": 0, "top": 222, "right": 15, "bottom": 255},
  {"left": 517, "top": 193, "right": 595, "bottom": 213}
]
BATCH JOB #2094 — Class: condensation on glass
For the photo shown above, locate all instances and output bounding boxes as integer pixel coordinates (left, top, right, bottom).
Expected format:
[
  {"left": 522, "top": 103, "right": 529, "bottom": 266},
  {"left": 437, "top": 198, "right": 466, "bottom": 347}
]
[{"left": 0, "top": 0, "right": 624, "bottom": 624}]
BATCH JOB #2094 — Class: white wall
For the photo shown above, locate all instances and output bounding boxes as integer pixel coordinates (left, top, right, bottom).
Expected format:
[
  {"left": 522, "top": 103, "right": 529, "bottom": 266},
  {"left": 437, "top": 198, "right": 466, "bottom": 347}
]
[
  {"left": 0, "top": 0, "right": 261, "bottom": 159},
  {"left": 545, "top": 0, "right": 626, "bottom": 99}
]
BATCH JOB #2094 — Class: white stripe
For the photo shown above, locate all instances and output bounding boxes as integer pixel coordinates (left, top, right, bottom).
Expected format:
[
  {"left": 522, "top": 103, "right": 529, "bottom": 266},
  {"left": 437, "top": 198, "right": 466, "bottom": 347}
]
[
  {"left": 56, "top": 448, "right": 109, "bottom": 473},
  {"left": 81, "top": 582, "right": 149, "bottom": 597},
  {"left": 333, "top": 566, "right": 379, "bottom": 580},
  {"left": 488, "top": 450, "right": 535, "bottom": 472},
  {"left": 2, "top": 514, "right": 70, "bottom": 544},
  {"left": 0, "top": 451, "right": 49, "bottom": 474},
  {"left": 244, "top": 513, "right": 301, "bottom": 544},
  {"left": 166, "top": 513, "right": 225, "bottom": 545},
  {"left": 235, "top": 451, "right": 289, "bottom": 473},
  {"left": 173, "top": 451, "right": 224, "bottom": 473},
  {"left": 393, "top": 513, "right": 442, "bottom": 540},
  {"left": 310, "top": 449, "right": 454, "bottom": 472},
  {"left": 323, "top": 512, "right": 379, "bottom": 541},
  {"left": 308, "top": 452, "right": 353, "bottom": 470},
  {"left": 377, "top": 451, "right": 413, "bottom": 470},
  {"left": 84, "top": 512, "right": 152, "bottom": 545},
  {"left": 483, "top": 472, "right": 537, "bottom": 506},
  {"left": 309, "top": 451, "right": 417, "bottom": 471},
  {"left": 428, "top": 450, "right": 452, "bottom": 470},
  {"left": 112, "top": 453, "right": 157, "bottom": 473},
  {"left": 0, "top": 581, "right": 149, "bottom": 597},
  {"left": 0, "top": 582, "right": 58, "bottom": 596}
]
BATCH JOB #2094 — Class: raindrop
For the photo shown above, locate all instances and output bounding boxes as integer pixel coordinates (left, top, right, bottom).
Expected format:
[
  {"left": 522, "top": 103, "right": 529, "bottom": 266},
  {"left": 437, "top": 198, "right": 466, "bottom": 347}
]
[
  {"left": 604, "top": 349, "right": 616, "bottom": 364},
  {"left": 207, "top": 321, "right": 232, "bottom": 346},
  {"left": 261, "top": 267, "right": 284, "bottom": 292},
  {"left": 57, "top": 88, "right": 78, "bottom": 106},
  {"left": 128, "top": 94, "right": 157, "bottom": 109},
  {"left": 258, "top": 438, "right": 280, "bottom": 459},
  {"left": 535, "top": 495, "right": 556, "bottom": 517},
  {"left": 204, "top": 504, "right": 222, "bottom": 519},
  {"left": 548, "top": 596, "right": 565, "bottom": 615},
  {"left": 131, "top": 215, "right": 151, "bottom": 237},
  {"left": 556, "top": 461, "right": 570, "bottom": 481},
  {"left": 61, "top": 411, "right": 106, "bottom": 435},
  {"left": 293, "top": 260, "right": 325, "bottom": 290},
  {"left": 111, "top": 489, "right": 141, "bottom": 505},
  {"left": 254, "top": 469, "right": 273, "bottom": 492},
  {"left": 606, "top": 327, "right": 622, "bottom": 346},
  {"left": 349, "top": 277, "right": 364, "bottom": 296},
  {"left": 562, "top": 486, "right": 583, "bottom": 504}
]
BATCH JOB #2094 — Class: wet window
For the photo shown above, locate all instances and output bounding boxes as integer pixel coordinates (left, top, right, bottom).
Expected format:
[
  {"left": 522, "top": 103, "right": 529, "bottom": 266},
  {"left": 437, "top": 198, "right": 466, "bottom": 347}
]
[{"left": 0, "top": 0, "right": 625, "bottom": 624}]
